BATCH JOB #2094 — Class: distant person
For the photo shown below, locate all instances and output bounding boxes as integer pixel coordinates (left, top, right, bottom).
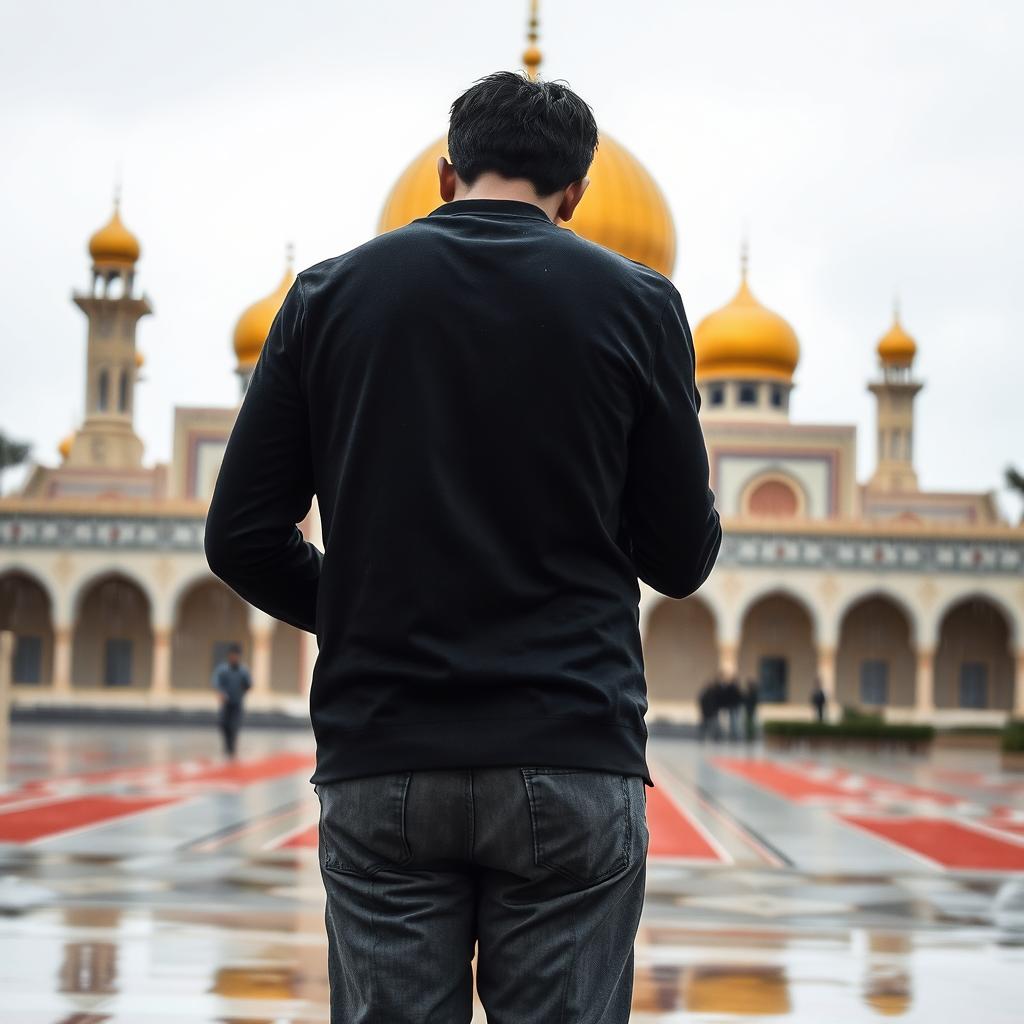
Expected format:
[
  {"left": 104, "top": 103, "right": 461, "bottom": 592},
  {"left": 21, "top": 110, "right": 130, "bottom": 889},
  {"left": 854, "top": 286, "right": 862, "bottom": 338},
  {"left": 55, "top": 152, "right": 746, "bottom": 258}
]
[
  {"left": 211, "top": 642, "right": 251, "bottom": 758},
  {"left": 204, "top": 70, "right": 722, "bottom": 1022},
  {"left": 743, "top": 678, "right": 760, "bottom": 742},
  {"left": 698, "top": 674, "right": 723, "bottom": 742},
  {"left": 722, "top": 674, "right": 743, "bottom": 740},
  {"left": 810, "top": 679, "right": 828, "bottom": 722}
]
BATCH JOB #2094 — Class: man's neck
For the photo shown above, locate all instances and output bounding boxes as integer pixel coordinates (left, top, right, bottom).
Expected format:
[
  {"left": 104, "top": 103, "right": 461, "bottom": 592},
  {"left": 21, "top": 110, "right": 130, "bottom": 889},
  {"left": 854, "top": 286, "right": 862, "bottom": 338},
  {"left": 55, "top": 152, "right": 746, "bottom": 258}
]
[{"left": 453, "top": 174, "right": 560, "bottom": 222}]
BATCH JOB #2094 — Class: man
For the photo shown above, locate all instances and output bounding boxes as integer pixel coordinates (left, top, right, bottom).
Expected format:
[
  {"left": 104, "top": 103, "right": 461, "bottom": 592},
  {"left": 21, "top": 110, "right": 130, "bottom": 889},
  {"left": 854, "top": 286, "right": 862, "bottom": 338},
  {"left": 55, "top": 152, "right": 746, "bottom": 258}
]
[
  {"left": 205, "top": 70, "right": 721, "bottom": 1024},
  {"left": 722, "top": 673, "right": 743, "bottom": 741},
  {"left": 811, "top": 678, "right": 828, "bottom": 722},
  {"left": 698, "top": 672, "right": 723, "bottom": 743},
  {"left": 211, "top": 642, "right": 251, "bottom": 758},
  {"left": 743, "top": 677, "right": 760, "bottom": 742}
]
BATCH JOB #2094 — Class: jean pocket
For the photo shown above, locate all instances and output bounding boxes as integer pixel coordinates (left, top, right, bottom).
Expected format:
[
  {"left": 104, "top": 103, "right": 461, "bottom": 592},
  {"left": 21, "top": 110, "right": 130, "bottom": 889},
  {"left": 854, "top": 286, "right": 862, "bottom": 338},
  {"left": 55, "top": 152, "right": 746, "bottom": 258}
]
[
  {"left": 317, "top": 771, "right": 413, "bottom": 877},
  {"left": 520, "top": 767, "right": 632, "bottom": 884}
]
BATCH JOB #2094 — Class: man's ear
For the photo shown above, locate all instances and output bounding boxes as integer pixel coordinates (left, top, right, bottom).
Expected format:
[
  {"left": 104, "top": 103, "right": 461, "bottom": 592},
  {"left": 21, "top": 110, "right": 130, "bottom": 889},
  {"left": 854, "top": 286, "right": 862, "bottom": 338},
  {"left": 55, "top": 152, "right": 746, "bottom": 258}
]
[
  {"left": 437, "top": 156, "right": 457, "bottom": 203},
  {"left": 556, "top": 176, "right": 590, "bottom": 223}
]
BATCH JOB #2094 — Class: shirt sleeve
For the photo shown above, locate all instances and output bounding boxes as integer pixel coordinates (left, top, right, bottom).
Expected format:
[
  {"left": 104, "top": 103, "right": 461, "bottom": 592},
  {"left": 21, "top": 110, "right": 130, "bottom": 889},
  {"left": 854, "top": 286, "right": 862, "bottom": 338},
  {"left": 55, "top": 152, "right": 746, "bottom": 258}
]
[
  {"left": 204, "top": 274, "right": 323, "bottom": 633},
  {"left": 621, "top": 284, "right": 723, "bottom": 599}
]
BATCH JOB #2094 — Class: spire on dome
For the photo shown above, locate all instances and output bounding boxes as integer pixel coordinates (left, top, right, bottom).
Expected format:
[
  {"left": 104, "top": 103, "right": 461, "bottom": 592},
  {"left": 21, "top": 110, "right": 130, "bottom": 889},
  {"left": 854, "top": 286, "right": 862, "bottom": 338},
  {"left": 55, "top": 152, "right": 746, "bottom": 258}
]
[{"left": 522, "top": 0, "right": 542, "bottom": 80}]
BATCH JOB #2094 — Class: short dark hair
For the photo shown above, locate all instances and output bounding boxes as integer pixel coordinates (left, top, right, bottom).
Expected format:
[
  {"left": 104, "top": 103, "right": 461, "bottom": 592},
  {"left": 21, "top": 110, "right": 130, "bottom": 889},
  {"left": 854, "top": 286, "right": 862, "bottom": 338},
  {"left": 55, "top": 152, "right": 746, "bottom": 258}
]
[
  {"left": 227, "top": 642, "right": 242, "bottom": 655},
  {"left": 447, "top": 70, "right": 599, "bottom": 198}
]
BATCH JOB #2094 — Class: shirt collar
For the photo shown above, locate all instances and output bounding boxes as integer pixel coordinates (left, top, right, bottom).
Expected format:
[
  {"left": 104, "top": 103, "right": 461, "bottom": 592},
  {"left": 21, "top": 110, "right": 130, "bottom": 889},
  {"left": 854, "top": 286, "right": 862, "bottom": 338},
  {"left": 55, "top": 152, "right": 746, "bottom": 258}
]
[{"left": 426, "top": 198, "right": 555, "bottom": 223}]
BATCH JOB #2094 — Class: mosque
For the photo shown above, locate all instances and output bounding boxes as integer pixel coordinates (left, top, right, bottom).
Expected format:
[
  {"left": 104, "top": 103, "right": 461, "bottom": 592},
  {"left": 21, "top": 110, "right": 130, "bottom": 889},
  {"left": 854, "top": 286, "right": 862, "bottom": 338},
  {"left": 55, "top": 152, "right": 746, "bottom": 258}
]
[{"left": 0, "top": 10, "right": 1021, "bottom": 727}]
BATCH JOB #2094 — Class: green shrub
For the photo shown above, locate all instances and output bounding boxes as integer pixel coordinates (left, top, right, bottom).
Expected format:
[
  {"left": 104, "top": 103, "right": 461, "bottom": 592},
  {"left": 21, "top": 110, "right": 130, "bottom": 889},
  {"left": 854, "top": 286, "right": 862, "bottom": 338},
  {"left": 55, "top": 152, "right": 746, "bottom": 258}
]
[
  {"left": 1002, "top": 720, "right": 1024, "bottom": 753},
  {"left": 840, "top": 705, "right": 884, "bottom": 726},
  {"left": 763, "top": 720, "right": 935, "bottom": 743}
]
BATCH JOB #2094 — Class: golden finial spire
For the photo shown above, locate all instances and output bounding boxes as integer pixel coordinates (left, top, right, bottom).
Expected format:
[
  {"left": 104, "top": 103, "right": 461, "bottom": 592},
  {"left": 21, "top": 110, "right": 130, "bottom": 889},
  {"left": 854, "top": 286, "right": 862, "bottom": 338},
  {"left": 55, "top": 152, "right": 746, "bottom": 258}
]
[
  {"left": 285, "top": 241, "right": 295, "bottom": 269},
  {"left": 523, "top": 0, "right": 542, "bottom": 80},
  {"left": 740, "top": 235, "right": 749, "bottom": 283},
  {"left": 892, "top": 293, "right": 901, "bottom": 324}
]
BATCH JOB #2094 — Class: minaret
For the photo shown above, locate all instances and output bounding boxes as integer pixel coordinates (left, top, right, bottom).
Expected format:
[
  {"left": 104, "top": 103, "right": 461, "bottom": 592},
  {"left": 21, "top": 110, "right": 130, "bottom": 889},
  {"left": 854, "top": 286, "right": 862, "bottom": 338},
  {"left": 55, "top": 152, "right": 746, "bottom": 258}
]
[
  {"left": 867, "top": 301, "right": 923, "bottom": 492},
  {"left": 67, "top": 189, "right": 153, "bottom": 469}
]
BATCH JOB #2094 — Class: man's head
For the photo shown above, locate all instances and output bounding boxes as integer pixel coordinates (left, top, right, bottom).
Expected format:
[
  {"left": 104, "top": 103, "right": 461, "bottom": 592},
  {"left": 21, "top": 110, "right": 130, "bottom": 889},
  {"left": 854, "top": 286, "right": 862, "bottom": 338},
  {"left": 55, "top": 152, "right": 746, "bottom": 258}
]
[
  {"left": 438, "top": 70, "right": 598, "bottom": 223},
  {"left": 227, "top": 642, "right": 242, "bottom": 666}
]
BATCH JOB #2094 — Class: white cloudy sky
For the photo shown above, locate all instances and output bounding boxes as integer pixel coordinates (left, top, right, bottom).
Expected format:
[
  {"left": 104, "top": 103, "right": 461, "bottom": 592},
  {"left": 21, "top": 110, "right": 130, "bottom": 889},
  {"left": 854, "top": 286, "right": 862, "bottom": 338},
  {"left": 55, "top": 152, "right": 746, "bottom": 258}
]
[{"left": 2, "top": 0, "right": 1021, "bottom": 520}]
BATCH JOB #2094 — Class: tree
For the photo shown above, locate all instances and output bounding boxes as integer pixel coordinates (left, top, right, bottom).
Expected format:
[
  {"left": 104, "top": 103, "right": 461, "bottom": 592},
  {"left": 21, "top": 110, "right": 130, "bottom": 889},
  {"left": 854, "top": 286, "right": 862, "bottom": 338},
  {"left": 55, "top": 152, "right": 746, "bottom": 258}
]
[{"left": 0, "top": 430, "right": 32, "bottom": 498}]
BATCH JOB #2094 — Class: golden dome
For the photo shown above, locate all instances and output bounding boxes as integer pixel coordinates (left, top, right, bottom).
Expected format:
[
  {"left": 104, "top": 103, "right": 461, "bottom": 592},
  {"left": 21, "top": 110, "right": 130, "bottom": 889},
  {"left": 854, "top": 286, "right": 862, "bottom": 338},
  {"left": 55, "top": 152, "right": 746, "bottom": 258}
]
[
  {"left": 233, "top": 257, "right": 295, "bottom": 368},
  {"left": 89, "top": 201, "right": 141, "bottom": 267},
  {"left": 58, "top": 432, "right": 74, "bottom": 460},
  {"left": 135, "top": 350, "right": 145, "bottom": 369},
  {"left": 693, "top": 260, "right": 800, "bottom": 383},
  {"left": 876, "top": 308, "right": 917, "bottom": 366},
  {"left": 377, "top": 132, "right": 676, "bottom": 277}
]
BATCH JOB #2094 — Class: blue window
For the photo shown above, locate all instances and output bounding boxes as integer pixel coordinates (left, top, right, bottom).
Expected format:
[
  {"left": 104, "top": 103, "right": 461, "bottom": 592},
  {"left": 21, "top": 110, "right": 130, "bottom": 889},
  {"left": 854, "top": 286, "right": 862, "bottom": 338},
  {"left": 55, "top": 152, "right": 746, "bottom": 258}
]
[
  {"left": 759, "top": 656, "right": 788, "bottom": 703},
  {"left": 958, "top": 662, "right": 988, "bottom": 708},
  {"left": 104, "top": 638, "right": 133, "bottom": 687},
  {"left": 13, "top": 635, "right": 43, "bottom": 684},
  {"left": 860, "top": 660, "right": 889, "bottom": 705}
]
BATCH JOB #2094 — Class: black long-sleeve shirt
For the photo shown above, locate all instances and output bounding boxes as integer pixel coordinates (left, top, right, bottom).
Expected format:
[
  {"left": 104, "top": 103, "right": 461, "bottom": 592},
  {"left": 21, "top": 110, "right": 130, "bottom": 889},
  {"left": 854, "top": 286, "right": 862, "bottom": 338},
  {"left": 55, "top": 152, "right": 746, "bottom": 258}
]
[{"left": 204, "top": 198, "right": 722, "bottom": 789}]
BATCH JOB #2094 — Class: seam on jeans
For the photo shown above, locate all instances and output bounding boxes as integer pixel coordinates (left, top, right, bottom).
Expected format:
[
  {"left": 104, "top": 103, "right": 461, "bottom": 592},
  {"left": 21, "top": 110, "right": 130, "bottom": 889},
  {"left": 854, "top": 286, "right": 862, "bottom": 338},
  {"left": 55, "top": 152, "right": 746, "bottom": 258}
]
[
  {"left": 399, "top": 771, "right": 413, "bottom": 862},
  {"left": 521, "top": 769, "right": 541, "bottom": 867}
]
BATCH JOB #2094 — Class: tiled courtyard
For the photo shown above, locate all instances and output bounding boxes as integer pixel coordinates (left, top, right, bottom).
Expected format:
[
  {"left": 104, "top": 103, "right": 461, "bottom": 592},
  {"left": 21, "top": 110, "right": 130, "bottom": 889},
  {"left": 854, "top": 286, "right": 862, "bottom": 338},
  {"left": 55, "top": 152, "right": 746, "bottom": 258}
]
[{"left": 1, "top": 723, "right": 1022, "bottom": 1021}]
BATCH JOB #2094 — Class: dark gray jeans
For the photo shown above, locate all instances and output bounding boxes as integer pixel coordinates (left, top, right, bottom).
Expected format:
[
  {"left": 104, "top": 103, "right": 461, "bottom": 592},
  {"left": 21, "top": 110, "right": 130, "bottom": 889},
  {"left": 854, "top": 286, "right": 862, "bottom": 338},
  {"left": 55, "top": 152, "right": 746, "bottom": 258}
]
[{"left": 315, "top": 765, "right": 649, "bottom": 1023}]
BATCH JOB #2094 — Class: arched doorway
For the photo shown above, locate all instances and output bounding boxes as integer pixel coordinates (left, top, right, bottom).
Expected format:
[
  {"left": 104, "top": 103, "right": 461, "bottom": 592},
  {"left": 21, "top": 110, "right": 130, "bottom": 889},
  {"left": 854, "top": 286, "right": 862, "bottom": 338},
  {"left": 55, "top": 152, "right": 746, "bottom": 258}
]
[
  {"left": 738, "top": 592, "right": 816, "bottom": 705},
  {"left": 172, "top": 579, "right": 251, "bottom": 691},
  {"left": 935, "top": 597, "right": 1015, "bottom": 709},
  {"left": 0, "top": 571, "right": 55, "bottom": 686},
  {"left": 836, "top": 595, "right": 915, "bottom": 709},
  {"left": 72, "top": 574, "right": 153, "bottom": 689},
  {"left": 270, "top": 620, "right": 305, "bottom": 695},
  {"left": 642, "top": 597, "right": 717, "bottom": 710}
]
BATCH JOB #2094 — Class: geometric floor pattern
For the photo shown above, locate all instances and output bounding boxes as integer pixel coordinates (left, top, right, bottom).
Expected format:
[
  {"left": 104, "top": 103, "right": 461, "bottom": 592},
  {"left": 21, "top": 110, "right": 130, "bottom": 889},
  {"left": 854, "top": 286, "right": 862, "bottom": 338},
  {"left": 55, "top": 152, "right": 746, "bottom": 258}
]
[{"left": 2, "top": 723, "right": 1022, "bottom": 1021}]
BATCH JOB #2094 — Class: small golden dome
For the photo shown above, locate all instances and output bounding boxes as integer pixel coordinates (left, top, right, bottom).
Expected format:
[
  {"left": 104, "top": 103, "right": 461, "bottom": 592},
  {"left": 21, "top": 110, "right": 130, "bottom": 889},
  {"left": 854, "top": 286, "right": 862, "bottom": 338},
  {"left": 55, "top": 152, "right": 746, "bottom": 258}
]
[
  {"left": 58, "top": 432, "right": 74, "bottom": 460},
  {"left": 877, "top": 309, "right": 917, "bottom": 366},
  {"left": 376, "top": 131, "right": 676, "bottom": 277},
  {"left": 135, "top": 350, "right": 145, "bottom": 369},
  {"left": 233, "top": 258, "right": 295, "bottom": 367},
  {"left": 89, "top": 201, "right": 141, "bottom": 267},
  {"left": 693, "top": 263, "right": 800, "bottom": 382}
]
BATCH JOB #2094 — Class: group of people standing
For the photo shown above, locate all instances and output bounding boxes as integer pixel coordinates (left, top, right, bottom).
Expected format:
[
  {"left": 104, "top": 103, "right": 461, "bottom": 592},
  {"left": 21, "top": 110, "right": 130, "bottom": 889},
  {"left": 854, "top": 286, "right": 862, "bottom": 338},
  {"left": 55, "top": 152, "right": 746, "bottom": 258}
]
[{"left": 697, "top": 671, "right": 760, "bottom": 742}]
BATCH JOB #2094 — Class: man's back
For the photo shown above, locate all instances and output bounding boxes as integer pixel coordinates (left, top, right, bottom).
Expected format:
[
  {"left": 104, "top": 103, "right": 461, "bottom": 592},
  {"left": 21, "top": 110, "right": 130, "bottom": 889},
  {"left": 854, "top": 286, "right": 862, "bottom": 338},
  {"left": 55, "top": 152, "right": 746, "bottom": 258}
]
[
  {"left": 203, "top": 70, "right": 722, "bottom": 1024},
  {"left": 286, "top": 198, "right": 717, "bottom": 788}
]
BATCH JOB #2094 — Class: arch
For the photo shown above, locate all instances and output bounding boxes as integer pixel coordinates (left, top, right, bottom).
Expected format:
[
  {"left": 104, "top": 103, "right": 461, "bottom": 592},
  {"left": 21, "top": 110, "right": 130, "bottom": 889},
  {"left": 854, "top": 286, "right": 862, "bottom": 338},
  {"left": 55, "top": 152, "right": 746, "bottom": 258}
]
[
  {"left": 738, "top": 467, "right": 808, "bottom": 519},
  {"left": 736, "top": 584, "right": 821, "bottom": 643},
  {"left": 934, "top": 596, "right": 1015, "bottom": 710},
  {"left": 642, "top": 596, "right": 718, "bottom": 707},
  {"left": 72, "top": 572, "right": 153, "bottom": 689},
  {"left": 270, "top": 619, "right": 305, "bottom": 694},
  {"left": 836, "top": 595, "right": 915, "bottom": 709},
  {"left": 738, "top": 591, "right": 816, "bottom": 705},
  {"left": 834, "top": 587, "right": 920, "bottom": 649},
  {"left": 741, "top": 471, "right": 806, "bottom": 519},
  {"left": 69, "top": 566, "right": 156, "bottom": 624},
  {"left": 0, "top": 569, "right": 55, "bottom": 686},
  {"left": 171, "top": 578, "right": 251, "bottom": 691},
  {"left": 934, "top": 590, "right": 1019, "bottom": 650}
]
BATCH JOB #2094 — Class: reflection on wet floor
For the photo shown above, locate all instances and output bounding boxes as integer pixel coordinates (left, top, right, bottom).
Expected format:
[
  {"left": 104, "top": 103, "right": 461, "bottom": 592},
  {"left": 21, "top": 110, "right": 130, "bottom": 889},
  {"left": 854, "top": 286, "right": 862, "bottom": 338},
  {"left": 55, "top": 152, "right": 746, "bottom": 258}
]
[{"left": 1, "top": 725, "right": 1022, "bottom": 1021}]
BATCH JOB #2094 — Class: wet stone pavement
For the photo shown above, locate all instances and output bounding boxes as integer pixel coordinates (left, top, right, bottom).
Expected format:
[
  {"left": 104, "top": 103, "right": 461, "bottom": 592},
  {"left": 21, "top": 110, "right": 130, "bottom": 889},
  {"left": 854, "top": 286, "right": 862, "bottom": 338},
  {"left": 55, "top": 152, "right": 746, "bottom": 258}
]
[{"left": 1, "top": 723, "right": 1022, "bottom": 1021}]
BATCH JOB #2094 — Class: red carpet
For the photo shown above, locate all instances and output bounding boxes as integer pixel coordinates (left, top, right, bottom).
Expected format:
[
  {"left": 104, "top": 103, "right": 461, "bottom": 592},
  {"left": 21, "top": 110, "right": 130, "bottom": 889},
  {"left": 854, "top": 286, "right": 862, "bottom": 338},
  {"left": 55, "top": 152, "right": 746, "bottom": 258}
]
[
  {"left": 842, "top": 816, "right": 1024, "bottom": 870},
  {"left": 712, "top": 758, "right": 852, "bottom": 801},
  {"left": 0, "top": 795, "right": 178, "bottom": 843}
]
